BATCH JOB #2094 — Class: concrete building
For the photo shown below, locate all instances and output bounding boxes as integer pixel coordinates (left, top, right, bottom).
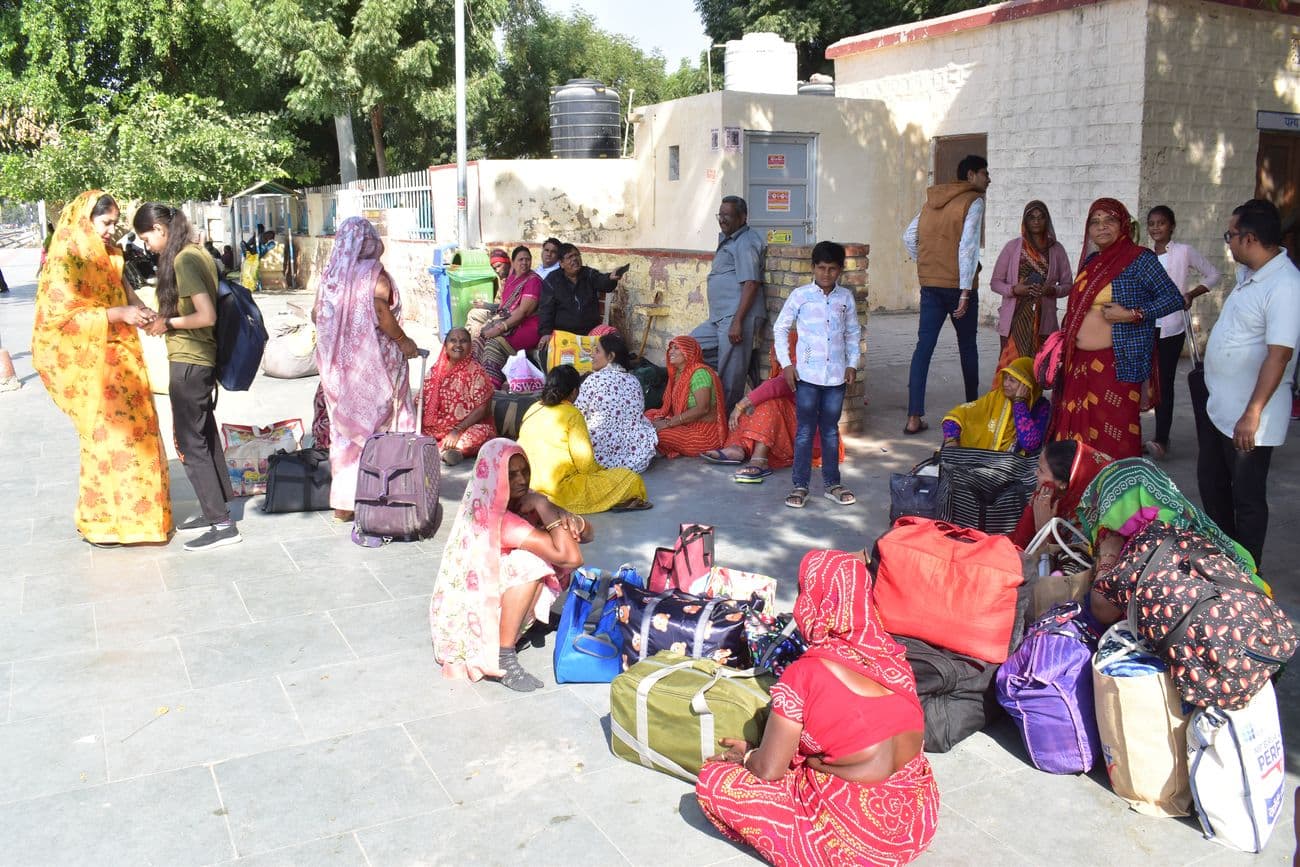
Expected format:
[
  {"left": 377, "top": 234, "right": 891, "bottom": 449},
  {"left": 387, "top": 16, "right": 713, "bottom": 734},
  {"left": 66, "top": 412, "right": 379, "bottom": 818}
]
[{"left": 829, "top": 0, "right": 1300, "bottom": 327}]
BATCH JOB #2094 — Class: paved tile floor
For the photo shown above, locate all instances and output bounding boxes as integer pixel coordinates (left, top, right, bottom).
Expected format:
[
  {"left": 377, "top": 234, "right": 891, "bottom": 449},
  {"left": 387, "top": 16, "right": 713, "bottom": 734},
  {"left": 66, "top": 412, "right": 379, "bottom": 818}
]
[{"left": 0, "top": 246, "right": 1296, "bottom": 865}]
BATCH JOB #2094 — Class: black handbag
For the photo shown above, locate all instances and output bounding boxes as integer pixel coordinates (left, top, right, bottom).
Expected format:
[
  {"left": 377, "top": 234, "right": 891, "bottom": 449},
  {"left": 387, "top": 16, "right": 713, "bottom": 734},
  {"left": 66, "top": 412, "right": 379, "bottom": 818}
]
[
  {"left": 936, "top": 445, "right": 1037, "bottom": 534},
  {"left": 889, "top": 454, "right": 941, "bottom": 524},
  {"left": 262, "top": 447, "right": 332, "bottom": 513}
]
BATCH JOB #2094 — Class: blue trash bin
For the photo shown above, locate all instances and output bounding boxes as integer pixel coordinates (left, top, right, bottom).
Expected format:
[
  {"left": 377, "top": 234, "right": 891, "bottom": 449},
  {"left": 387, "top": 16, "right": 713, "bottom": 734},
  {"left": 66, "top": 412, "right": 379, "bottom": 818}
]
[{"left": 429, "top": 244, "right": 458, "bottom": 338}]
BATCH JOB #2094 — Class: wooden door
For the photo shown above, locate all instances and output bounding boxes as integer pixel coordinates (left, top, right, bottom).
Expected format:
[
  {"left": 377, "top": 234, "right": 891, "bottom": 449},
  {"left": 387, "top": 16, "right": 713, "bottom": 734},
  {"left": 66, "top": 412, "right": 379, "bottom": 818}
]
[
  {"left": 933, "top": 134, "right": 987, "bottom": 185},
  {"left": 1256, "top": 131, "right": 1300, "bottom": 267}
]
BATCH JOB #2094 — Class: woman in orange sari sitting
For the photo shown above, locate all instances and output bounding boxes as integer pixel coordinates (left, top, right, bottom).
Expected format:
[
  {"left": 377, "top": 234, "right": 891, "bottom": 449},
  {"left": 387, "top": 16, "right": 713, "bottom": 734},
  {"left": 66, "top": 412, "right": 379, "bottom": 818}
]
[
  {"left": 701, "top": 332, "right": 842, "bottom": 483},
  {"left": 645, "top": 336, "right": 727, "bottom": 458},
  {"left": 421, "top": 327, "right": 495, "bottom": 466},
  {"left": 32, "top": 191, "right": 172, "bottom": 546}
]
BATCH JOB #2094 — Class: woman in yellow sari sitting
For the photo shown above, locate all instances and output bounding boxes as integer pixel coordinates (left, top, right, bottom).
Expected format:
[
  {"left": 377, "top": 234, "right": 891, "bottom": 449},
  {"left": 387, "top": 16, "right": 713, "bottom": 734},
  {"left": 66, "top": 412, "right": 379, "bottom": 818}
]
[
  {"left": 32, "top": 191, "right": 173, "bottom": 546},
  {"left": 941, "top": 356, "right": 1050, "bottom": 452},
  {"left": 517, "top": 365, "right": 651, "bottom": 514}
]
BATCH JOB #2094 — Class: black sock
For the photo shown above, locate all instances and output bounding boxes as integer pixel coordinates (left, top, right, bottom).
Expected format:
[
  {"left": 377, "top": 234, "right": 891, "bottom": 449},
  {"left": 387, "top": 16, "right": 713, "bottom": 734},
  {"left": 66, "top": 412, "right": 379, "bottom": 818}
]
[{"left": 497, "top": 647, "right": 543, "bottom": 691}]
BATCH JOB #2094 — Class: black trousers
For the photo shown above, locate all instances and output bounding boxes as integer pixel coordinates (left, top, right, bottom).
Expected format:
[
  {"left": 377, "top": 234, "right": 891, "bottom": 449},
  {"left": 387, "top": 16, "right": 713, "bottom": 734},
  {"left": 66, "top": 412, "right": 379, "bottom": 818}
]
[
  {"left": 169, "top": 362, "right": 234, "bottom": 523},
  {"left": 1196, "top": 424, "right": 1272, "bottom": 567},
  {"left": 1153, "top": 330, "right": 1185, "bottom": 447}
]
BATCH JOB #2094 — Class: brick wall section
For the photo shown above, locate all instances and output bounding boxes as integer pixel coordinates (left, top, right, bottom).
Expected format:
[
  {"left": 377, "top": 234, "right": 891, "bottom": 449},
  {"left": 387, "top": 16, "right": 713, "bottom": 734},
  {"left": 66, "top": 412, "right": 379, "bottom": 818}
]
[{"left": 758, "top": 244, "right": 872, "bottom": 434}]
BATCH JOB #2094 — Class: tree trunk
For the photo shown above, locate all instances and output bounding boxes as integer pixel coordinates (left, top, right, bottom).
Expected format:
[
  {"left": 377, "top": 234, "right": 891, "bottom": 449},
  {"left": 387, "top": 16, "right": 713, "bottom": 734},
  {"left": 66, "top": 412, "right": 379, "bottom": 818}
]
[
  {"left": 370, "top": 103, "right": 387, "bottom": 178},
  {"left": 334, "top": 113, "right": 358, "bottom": 184}
]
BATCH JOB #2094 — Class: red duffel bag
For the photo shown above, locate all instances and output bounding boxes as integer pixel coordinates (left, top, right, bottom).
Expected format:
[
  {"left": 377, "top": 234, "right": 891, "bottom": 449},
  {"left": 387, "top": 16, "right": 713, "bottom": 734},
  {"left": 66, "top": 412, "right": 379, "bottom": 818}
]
[{"left": 873, "top": 517, "right": 1023, "bottom": 663}]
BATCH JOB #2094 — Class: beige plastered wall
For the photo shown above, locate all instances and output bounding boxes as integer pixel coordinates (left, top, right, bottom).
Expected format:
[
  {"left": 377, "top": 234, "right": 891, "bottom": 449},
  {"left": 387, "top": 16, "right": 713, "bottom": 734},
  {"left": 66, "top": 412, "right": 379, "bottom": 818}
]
[
  {"left": 831, "top": 0, "right": 1151, "bottom": 321},
  {"left": 1139, "top": 0, "right": 1300, "bottom": 340}
]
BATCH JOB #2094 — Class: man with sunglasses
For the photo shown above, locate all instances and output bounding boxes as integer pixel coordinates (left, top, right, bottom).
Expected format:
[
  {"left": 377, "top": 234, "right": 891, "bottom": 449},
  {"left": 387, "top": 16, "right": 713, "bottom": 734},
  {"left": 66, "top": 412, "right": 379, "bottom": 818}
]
[{"left": 1199, "top": 198, "right": 1300, "bottom": 567}]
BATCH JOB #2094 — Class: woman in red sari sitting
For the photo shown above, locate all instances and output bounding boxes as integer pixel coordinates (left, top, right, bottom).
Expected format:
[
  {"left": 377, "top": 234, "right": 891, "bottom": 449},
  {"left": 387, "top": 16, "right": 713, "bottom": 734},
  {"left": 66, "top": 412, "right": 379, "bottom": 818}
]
[
  {"left": 421, "top": 327, "right": 496, "bottom": 465},
  {"left": 696, "top": 549, "right": 939, "bottom": 867},
  {"left": 1049, "top": 198, "right": 1183, "bottom": 459},
  {"left": 1010, "top": 439, "right": 1112, "bottom": 549},
  {"left": 646, "top": 336, "right": 727, "bottom": 458}
]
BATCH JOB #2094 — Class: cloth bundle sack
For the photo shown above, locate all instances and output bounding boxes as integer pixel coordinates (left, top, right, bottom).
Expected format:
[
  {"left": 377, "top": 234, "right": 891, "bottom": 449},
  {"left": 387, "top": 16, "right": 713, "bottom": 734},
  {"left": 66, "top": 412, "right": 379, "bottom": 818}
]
[
  {"left": 221, "top": 419, "right": 304, "bottom": 496},
  {"left": 1092, "top": 621, "right": 1192, "bottom": 817},
  {"left": 261, "top": 447, "right": 331, "bottom": 513},
  {"left": 260, "top": 312, "right": 318, "bottom": 378},
  {"left": 690, "top": 565, "right": 777, "bottom": 614},
  {"left": 546, "top": 330, "right": 598, "bottom": 373},
  {"left": 491, "top": 390, "right": 539, "bottom": 440},
  {"left": 648, "top": 523, "right": 715, "bottom": 594},
  {"left": 502, "top": 351, "right": 545, "bottom": 393},
  {"left": 889, "top": 454, "right": 941, "bottom": 524},
  {"left": 996, "top": 602, "right": 1102, "bottom": 774},
  {"left": 553, "top": 566, "right": 641, "bottom": 684},
  {"left": 936, "top": 445, "right": 1038, "bottom": 535},
  {"left": 1187, "top": 680, "right": 1286, "bottom": 853},
  {"left": 873, "top": 517, "right": 1023, "bottom": 663},
  {"left": 1114, "top": 522, "right": 1296, "bottom": 710},
  {"left": 616, "top": 584, "right": 752, "bottom": 671},
  {"left": 610, "top": 652, "right": 774, "bottom": 782}
]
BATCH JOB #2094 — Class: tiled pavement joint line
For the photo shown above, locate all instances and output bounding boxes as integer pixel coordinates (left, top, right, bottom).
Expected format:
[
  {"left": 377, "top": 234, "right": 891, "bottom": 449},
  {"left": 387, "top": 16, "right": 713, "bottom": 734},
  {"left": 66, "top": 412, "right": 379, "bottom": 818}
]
[
  {"left": 230, "top": 579, "right": 255, "bottom": 623},
  {"left": 278, "top": 539, "right": 302, "bottom": 573},
  {"left": 99, "top": 706, "right": 110, "bottom": 784},
  {"left": 399, "top": 722, "right": 457, "bottom": 807},
  {"left": 174, "top": 636, "right": 195, "bottom": 690},
  {"left": 16, "top": 576, "right": 24, "bottom": 615},
  {"left": 4, "top": 662, "right": 11, "bottom": 723},
  {"left": 367, "top": 570, "right": 397, "bottom": 602},
  {"left": 90, "top": 602, "right": 100, "bottom": 652},
  {"left": 274, "top": 674, "right": 309, "bottom": 741},
  {"left": 940, "top": 792, "right": 1036, "bottom": 863},
  {"left": 566, "top": 778, "right": 637, "bottom": 866},
  {"left": 325, "top": 611, "right": 362, "bottom": 661},
  {"left": 351, "top": 830, "right": 375, "bottom": 867},
  {"left": 208, "top": 763, "right": 240, "bottom": 860}
]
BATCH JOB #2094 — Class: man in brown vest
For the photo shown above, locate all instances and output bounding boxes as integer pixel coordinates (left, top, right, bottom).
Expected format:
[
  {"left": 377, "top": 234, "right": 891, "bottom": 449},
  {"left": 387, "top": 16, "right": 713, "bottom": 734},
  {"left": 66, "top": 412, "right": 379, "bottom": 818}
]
[{"left": 901, "top": 154, "right": 990, "bottom": 435}]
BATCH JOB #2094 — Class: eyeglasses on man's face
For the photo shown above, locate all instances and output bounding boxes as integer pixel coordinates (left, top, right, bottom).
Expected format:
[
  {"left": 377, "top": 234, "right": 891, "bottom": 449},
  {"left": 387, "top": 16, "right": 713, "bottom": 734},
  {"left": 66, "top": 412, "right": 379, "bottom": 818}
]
[{"left": 1223, "top": 230, "right": 1248, "bottom": 243}]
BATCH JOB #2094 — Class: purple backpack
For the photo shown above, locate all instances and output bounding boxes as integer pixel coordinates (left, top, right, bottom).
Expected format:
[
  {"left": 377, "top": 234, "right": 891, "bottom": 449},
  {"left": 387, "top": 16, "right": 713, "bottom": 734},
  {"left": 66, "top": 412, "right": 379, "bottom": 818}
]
[{"left": 996, "top": 602, "right": 1101, "bottom": 774}]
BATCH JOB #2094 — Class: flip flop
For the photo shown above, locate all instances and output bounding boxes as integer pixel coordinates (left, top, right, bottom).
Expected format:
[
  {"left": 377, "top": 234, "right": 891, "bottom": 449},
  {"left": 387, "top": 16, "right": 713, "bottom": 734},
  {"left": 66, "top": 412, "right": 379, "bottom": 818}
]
[
  {"left": 610, "top": 498, "right": 654, "bottom": 513},
  {"left": 733, "top": 464, "right": 772, "bottom": 484},
  {"left": 903, "top": 420, "right": 930, "bottom": 436},
  {"left": 701, "top": 449, "right": 743, "bottom": 466}
]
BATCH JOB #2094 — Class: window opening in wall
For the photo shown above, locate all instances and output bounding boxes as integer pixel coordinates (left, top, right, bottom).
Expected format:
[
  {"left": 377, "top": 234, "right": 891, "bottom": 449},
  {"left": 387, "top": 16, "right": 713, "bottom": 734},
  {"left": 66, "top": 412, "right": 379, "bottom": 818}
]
[{"left": 668, "top": 145, "right": 680, "bottom": 181}]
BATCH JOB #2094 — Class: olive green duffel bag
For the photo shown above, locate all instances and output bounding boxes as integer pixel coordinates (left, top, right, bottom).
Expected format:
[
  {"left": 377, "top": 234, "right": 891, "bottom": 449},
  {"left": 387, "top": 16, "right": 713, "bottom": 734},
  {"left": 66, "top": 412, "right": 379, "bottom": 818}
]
[{"left": 609, "top": 651, "right": 775, "bottom": 783}]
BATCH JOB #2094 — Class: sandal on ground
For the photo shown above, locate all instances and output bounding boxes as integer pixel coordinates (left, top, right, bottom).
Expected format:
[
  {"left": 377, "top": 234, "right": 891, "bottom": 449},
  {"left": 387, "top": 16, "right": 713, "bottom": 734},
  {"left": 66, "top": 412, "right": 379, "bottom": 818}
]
[
  {"left": 733, "top": 463, "right": 773, "bottom": 484},
  {"left": 441, "top": 448, "right": 464, "bottom": 467},
  {"left": 1143, "top": 440, "right": 1167, "bottom": 461},
  {"left": 784, "top": 487, "right": 809, "bottom": 509},
  {"left": 610, "top": 498, "right": 654, "bottom": 513},
  {"left": 903, "top": 419, "right": 929, "bottom": 436},
  {"left": 701, "top": 448, "right": 743, "bottom": 466},
  {"left": 823, "top": 485, "right": 857, "bottom": 506}
]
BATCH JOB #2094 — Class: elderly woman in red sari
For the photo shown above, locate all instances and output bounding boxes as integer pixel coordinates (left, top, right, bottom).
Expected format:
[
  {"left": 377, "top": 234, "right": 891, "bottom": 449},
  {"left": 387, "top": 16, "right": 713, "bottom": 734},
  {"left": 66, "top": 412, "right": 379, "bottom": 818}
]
[
  {"left": 696, "top": 549, "right": 939, "bottom": 866},
  {"left": 1049, "top": 198, "right": 1183, "bottom": 459},
  {"left": 421, "top": 327, "right": 495, "bottom": 466},
  {"left": 315, "top": 216, "right": 419, "bottom": 521},
  {"left": 646, "top": 336, "right": 728, "bottom": 458}
]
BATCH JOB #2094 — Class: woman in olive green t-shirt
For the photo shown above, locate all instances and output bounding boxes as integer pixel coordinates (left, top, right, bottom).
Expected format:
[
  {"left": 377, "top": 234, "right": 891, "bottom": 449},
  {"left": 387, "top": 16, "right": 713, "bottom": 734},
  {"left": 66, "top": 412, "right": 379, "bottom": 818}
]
[{"left": 134, "top": 203, "right": 240, "bottom": 552}]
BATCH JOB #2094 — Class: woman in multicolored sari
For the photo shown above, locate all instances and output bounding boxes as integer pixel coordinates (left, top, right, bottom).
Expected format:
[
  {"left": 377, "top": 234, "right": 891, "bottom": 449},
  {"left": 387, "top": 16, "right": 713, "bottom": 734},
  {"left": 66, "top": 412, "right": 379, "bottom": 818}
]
[
  {"left": 990, "top": 200, "right": 1073, "bottom": 373},
  {"left": 1048, "top": 198, "right": 1183, "bottom": 459},
  {"left": 430, "top": 439, "right": 593, "bottom": 691},
  {"left": 32, "top": 191, "right": 172, "bottom": 546},
  {"left": 314, "top": 216, "right": 419, "bottom": 521},
  {"left": 421, "top": 327, "right": 495, "bottom": 466},
  {"left": 645, "top": 336, "right": 727, "bottom": 458},
  {"left": 696, "top": 548, "right": 939, "bottom": 867},
  {"left": 475, "top": 246, "right": 544, "bottom": 387}
]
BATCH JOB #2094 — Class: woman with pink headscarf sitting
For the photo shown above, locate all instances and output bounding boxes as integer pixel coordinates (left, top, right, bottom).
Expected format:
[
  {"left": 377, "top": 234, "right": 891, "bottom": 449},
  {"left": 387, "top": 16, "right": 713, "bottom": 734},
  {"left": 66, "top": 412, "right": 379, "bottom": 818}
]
[{"left": 314, "top": 216, "right": 419, "bottom": 522}]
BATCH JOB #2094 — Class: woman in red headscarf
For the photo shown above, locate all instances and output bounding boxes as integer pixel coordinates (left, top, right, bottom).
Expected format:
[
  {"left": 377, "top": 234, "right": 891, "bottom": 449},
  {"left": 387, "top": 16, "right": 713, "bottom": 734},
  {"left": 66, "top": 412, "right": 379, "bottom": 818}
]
[
  {"left": 991, "top": 199, "right": 1073, "bottom": 374},
  {"left": 1048, "top": 198, "right": 1183, "bottom": 459},
  {"left": 696, "top": 549, "right": 939, "bottom": 866},
  {"left": 645, "top": 335, "right": 727, "bottom": 458}
]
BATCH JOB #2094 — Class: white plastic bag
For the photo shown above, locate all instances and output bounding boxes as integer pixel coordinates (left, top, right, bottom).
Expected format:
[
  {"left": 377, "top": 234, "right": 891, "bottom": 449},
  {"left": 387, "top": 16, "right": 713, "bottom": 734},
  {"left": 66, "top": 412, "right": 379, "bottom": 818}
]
[
  {"left": 502, "top": 350, "right": 544, "bottom": 393},
  {"left": 1187, "top": 680, "right": 1286, "bottom": 852},
  {"left": 260, "top": 312, "right": 318, "bottom": 378}
]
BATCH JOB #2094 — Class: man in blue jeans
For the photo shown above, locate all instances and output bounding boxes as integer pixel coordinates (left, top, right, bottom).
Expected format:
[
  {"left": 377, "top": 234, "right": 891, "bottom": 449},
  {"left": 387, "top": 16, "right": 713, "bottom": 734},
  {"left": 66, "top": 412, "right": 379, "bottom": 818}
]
[
  {"left": 902, "top": 155, "right": 990, "bottom": 435},
  {"left": 772, "top": 241, "right": 861, "bottom": 509}
]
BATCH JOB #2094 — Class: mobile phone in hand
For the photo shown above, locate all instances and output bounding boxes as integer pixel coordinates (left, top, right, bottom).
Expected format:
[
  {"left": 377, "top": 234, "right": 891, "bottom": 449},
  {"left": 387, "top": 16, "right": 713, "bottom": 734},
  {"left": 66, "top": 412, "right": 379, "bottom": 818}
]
[{"left": 613, "top": 264, "right": 630, "bottom": 277}]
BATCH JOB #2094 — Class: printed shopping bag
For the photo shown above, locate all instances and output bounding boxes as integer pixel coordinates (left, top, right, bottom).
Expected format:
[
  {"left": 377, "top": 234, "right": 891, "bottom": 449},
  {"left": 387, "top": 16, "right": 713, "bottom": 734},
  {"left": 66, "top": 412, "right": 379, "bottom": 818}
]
[{"left": 221, "top": 419, "right": 304, "bottom": 496}]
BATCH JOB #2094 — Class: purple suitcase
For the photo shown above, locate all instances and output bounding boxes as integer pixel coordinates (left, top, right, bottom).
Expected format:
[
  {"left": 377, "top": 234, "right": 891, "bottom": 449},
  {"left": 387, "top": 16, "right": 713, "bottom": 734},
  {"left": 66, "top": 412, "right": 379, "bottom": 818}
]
[
  {"left": 995, "top": 602, "right": 1101, "bottom": 774},
  {"left": 353, "top": 349, "right": 443, "bottom": 542}
]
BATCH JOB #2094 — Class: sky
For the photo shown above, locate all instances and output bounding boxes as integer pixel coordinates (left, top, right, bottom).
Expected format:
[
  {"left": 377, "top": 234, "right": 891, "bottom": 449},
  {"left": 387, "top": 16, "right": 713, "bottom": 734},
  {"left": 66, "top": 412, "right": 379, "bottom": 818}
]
[{"left": 540, "top": 0, "right": 712, "bottom": 70}]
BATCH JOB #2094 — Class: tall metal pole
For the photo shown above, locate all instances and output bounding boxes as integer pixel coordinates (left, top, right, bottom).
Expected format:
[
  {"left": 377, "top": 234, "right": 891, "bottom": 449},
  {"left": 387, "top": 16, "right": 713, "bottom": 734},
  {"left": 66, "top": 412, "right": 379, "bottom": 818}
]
[{"left": 454, "top": 0, "right": 469, "bottom": 247}]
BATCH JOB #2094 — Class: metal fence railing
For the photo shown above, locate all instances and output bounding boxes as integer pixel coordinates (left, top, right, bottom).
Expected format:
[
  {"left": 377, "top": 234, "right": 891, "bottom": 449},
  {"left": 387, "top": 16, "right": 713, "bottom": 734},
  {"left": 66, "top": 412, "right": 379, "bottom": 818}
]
[{"left": 301, "top": 170, "right": 434, "bottom": 240}]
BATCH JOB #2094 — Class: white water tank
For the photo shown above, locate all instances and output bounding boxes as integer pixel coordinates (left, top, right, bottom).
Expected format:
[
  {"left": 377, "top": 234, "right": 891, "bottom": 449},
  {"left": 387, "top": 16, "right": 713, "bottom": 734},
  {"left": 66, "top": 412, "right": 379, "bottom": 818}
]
[{"left": 724, "top": 32, "right": 798, "bottom": 96}]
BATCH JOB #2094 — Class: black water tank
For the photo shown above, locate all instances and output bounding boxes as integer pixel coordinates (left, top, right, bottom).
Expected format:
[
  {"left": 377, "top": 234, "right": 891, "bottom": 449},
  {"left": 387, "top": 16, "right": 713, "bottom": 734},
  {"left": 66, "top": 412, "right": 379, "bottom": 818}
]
[{"left": 549, "top": 78, "right": 621, "bottom": 159}]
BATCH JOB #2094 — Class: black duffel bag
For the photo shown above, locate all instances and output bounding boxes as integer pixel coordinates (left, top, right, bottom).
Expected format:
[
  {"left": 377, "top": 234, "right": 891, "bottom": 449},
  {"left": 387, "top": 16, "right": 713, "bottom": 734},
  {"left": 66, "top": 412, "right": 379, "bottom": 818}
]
[
  {"left": 936, "top": 445, "right": 1038, "bottom": 535},
  {"left": 492, "top": 390, "right": 540, "bottom": 440},
  {"left": 262, "top": 447, "right": 331, "bottom": 513}
]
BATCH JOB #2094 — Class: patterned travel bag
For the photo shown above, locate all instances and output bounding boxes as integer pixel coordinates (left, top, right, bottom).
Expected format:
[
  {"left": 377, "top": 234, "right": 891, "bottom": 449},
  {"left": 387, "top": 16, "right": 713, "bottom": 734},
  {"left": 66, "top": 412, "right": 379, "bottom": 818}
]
[
  {"left": 609, "top": 651, "right": 775, "bottom": 782},
  {"left": 616, "top": 584, "right": 753, "bottom": 671}
]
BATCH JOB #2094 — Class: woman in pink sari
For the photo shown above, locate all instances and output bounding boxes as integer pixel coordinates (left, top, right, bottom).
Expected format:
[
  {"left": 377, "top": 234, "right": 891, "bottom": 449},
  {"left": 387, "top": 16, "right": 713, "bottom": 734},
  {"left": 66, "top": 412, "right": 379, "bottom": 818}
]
[
  {"left": 314, "top": 216, "right": 419, "bottom": 521},
  {"left": 430, "top": 438, "right": 594, "bottom": 691}
]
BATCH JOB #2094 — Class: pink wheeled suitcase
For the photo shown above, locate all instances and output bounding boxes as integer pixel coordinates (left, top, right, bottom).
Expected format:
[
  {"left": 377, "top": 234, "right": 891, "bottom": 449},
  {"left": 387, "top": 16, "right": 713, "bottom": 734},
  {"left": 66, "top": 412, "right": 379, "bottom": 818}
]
[{"left": 353, "top": 349, "right": 443, "bottom": 544}]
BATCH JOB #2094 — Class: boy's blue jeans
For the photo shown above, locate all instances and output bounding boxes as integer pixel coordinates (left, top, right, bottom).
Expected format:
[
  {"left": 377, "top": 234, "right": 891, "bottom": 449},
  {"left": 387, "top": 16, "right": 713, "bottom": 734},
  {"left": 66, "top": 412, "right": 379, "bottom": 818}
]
[{"left": 792, "top": 381, "right": 845, "bottom": 490}]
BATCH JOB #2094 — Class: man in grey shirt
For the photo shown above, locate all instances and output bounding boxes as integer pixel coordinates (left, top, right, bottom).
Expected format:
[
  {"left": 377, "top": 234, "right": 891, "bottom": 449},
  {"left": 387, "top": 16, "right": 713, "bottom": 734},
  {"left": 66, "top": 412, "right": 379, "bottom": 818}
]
[{"left": 692, "top": 195, "right": 766, "bottom": 413}]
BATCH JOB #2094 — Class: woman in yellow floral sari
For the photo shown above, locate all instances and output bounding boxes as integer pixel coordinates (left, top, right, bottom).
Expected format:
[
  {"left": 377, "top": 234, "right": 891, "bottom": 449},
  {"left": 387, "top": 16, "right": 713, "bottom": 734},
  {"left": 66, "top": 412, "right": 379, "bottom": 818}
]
[{"left": 32, "top": 191, "right": 173, "bottom": 546}]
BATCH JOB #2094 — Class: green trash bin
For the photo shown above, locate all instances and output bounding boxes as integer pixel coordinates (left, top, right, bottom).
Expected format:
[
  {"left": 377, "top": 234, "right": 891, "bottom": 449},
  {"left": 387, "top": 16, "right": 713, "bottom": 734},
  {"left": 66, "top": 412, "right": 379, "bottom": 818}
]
[{"left": 448, "top": 250, "right": 500, "bottom": 329}]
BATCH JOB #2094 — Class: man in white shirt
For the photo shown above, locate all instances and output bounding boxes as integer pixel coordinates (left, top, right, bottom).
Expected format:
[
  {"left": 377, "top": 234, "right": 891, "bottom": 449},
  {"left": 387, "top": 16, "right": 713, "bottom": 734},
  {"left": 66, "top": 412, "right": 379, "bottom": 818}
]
[
  {"left": 902, "top": 155, "right": 989, "bottom": 435},
  {"left": 772, "top": 241, "right": 861, "bottom": 509},
  {"left": 535, "top": 237, "right": 562, "bottom": 281},
  {"left": 1199, "top": 199, "right": 1300, "bottom": 567}
]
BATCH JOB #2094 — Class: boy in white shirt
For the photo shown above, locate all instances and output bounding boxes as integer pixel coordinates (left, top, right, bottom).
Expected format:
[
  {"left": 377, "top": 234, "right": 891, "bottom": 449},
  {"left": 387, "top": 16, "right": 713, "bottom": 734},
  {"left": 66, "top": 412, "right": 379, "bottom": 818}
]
[{"left": 772, "top": 241, "right": 861, "bottom": 508}]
